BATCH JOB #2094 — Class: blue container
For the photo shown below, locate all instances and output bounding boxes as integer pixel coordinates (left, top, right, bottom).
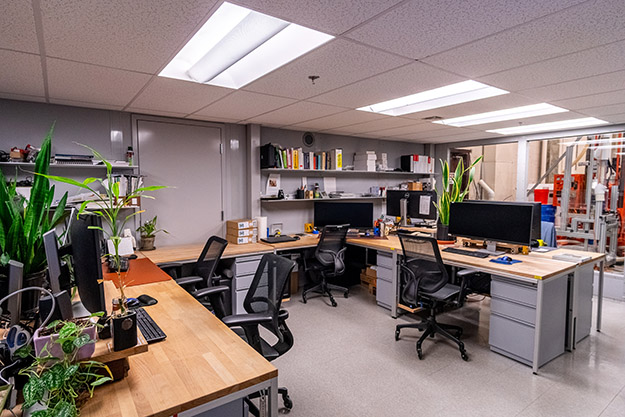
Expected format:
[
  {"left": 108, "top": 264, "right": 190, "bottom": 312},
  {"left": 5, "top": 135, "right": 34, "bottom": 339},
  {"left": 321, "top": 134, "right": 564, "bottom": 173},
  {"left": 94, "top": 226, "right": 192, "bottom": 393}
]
[{"left": 541, "top": 204, "right": 556, "bottom": 222}]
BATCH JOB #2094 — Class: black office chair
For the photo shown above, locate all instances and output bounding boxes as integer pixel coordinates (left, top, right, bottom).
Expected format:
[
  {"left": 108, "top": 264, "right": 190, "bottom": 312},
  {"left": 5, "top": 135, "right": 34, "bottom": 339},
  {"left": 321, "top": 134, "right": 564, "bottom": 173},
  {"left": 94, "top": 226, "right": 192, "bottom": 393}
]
[
  {"left": 301, "top": 224, "right": 350, "bottom": 307},
  {"left": 221, "top": 254, "right": 296, "bottom": 414},
  {"left": 160, "top": 236, "right": 230, "bottom": 319},
  {"left": 394, "top": 234, "right": 469, "bottom": 361}
]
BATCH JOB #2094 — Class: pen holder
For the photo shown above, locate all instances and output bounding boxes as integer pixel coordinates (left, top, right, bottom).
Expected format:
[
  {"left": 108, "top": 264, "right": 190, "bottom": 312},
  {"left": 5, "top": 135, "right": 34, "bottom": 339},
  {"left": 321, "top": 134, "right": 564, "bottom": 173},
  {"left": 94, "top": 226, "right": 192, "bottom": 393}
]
[{"left": 296, "top": 189, "right": 305, "bottom": 199}]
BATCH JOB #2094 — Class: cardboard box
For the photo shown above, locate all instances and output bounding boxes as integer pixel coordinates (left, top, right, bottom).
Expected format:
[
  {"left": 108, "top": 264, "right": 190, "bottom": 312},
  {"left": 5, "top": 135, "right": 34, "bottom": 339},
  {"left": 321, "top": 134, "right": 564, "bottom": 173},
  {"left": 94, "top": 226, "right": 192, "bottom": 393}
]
[
  {"left": 227, "top": 235, "right": 258, "bottom": 245},
  {"left": 365, "top": 266, "right": 377, "bottom": 278},
  {"left": 360, "top": 273, "right": 375, "bottom": 286},
  {"left": 226, "top": 219, "right": 258, "bottom": 230},
  {"left": 227, "top": 228, "right": 257, "bottom": 238},
  {"left": 407, "top": 182, "right": 422, "bottom": 191}
]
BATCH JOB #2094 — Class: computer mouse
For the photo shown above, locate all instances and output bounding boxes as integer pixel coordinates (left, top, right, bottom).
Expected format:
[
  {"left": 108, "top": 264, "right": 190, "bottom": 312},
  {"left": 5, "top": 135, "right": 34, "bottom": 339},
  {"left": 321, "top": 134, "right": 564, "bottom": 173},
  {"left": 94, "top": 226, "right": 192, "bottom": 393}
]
[
  {"left": 138, "top": 294, "right": 158, "bottom": 306},
  {"left": 128, "top": 254, "right": 138, "bottom": 260},
  {"left": 501, "top": 256, "right": 512, "bottom": 263},
  {"left": 293, "top": 235, "right": 300, "bottom": 240},
  {"left": 127, "top": 298, "right": 140, "bottom": 307}
]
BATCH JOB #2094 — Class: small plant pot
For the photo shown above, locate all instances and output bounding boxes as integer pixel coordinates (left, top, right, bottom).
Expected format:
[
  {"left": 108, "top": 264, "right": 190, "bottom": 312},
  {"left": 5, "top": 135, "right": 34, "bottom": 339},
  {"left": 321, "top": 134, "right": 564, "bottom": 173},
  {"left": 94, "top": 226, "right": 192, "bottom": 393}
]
[
  {"left": 112, "top": 310, "right": 137, "bottom": 351},
  {"left": 33, "top": 324, "right": 96, "bottom": 360},
  {"left": 436, "top": 222, "right": 451, "bottom": 242},
  {"left": 140, "top": 236, "right": 155, "bottom": 251}
]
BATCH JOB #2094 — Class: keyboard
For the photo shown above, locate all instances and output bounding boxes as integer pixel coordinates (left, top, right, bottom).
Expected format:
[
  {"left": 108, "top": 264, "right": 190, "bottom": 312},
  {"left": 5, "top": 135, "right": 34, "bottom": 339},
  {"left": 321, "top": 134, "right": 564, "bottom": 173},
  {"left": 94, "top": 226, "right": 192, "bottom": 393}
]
[
  {"left": 261, "top": 235, "right": 299, "bottom": 243},
  {"left": 134, "top": 307, "right": 167, "bottom": 343},
  {"left": 442, "top": 247, "right": 489, "bottom": 258}
]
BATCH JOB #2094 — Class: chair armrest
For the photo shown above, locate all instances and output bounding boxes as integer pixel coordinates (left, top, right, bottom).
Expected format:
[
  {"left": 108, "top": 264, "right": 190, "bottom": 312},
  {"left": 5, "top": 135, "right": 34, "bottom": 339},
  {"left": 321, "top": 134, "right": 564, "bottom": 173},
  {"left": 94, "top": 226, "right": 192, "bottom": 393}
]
[
  {"left": 192, "top": 285, "right": 229, "bottom": 299},
  {"left": 457, "top": 268, "right": 478, "bottom": 277},
  {"left": 159, "top": 262, "right": 184, "bottom": 270},
  {"left": 175, "top": 276, "right": 204, "bottom": 287},
  {"left": 222, "top": 312, "right": 273, "bottom": 327}
]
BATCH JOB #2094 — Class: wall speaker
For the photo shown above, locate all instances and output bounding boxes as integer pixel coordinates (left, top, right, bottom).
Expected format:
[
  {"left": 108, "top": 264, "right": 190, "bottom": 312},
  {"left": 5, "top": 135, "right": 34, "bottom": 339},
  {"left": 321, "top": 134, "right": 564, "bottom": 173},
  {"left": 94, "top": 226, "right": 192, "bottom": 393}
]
[{"left": 302, "top": 132, "right": 315, "bottom": 147}]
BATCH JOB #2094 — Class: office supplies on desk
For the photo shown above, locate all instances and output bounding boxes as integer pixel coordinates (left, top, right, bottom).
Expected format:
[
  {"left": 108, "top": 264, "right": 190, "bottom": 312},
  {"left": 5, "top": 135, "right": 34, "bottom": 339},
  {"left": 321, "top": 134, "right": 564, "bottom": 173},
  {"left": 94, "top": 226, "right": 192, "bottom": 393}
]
[
  {"left": 134, "top": 307, "right": 166, "bottom": 344},
  {"left": 490, "top": 256, "right": 522, "bottom": 265},
  {"left": 442, "top": 247, "right": 490, "bottom": 258},
  {"left": 552, "top": 253, "right": 592, "bottom": 263},
  {"left": 262, "top": 235, "right": 299, "bottom": 243}
]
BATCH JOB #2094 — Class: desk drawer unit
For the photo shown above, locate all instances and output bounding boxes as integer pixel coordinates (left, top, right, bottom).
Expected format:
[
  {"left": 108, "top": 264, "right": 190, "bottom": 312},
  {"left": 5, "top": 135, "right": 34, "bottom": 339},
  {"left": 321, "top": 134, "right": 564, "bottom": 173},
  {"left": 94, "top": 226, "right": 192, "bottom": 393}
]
[
  {"left": 232, "top": 255, "right": 263, "bottom": 314},
  {"left": 489, "top": 275, "right": 567, "bottom": 368},
  {"left": 376, "top": 253, "right": 394, "bottom": 310}
]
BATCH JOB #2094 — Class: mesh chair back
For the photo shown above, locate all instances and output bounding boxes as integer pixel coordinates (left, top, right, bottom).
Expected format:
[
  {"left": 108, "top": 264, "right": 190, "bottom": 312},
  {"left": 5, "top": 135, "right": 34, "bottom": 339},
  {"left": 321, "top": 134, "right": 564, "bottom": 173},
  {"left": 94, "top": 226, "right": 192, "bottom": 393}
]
[
  {"left": 398, "top": 234, "right": 448, "bottom": 297},
  {"left": 315, "top": 224, "right": 349, "bottom": 266},
  {"left": 194, "top": 236, "right": 228, "bottom": 284},
  {"left": 244, "top": 254, "right": 296, "bottom": 339}
]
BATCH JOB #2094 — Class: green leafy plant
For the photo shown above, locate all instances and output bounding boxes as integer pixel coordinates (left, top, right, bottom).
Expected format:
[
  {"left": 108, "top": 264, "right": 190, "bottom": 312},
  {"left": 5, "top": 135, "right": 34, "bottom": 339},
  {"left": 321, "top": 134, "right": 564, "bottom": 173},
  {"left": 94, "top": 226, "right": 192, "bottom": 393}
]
[
  {"left": 38, "top": 146, "right": 167, "bottom": 315},
  {"left": 0, "top": 123, "right": 68, "bottom": 274},
  {"left": 434, "top": 156, "right": 483, "bottom": 226},
  {"left": 18, "top": 313, "right": 113, "bottom": 416},
  {"left": 136, "top": 215, "right": 168, "bottom": 238}
]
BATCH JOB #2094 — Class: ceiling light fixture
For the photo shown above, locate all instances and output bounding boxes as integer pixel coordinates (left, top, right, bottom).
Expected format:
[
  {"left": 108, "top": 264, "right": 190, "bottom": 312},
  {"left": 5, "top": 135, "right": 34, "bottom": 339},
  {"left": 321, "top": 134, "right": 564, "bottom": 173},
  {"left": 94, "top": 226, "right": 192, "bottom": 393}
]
[
  {"left": 487, "top": 117, "right": 609, "bottom": 135},
  {"left": 433, "top": 103, "right": 568, "bottom": 127},
  {"left": 356, "top": 80, "right": 508, "bottom": 116},
  {"left": 159, "top": 2, "right": 334, "bottom": 89}
]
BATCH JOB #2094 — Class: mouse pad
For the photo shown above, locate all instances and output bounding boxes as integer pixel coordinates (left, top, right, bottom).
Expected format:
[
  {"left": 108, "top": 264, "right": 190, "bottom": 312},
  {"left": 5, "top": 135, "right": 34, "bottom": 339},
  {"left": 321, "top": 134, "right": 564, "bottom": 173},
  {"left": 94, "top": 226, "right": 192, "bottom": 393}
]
[
  {"left": 490, "top": 258, "right": 522, "bottom": 265},
  {"left": 102, "top": 258, "right": 172, "bottom": 287}
]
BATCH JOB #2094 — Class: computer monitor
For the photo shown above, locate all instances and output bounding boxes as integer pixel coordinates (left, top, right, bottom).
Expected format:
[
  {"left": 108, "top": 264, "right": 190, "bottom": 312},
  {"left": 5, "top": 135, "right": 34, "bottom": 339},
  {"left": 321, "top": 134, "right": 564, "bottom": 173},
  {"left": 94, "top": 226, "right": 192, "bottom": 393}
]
[
  {"left": 314, "top": 202, "right": 373, "bottom": 229},
  {"left": 386, "top": 190, "right": 437, "bottom": 225},
  {"left": 449, "top": 201, "right": 541, "bottom": 251},
  {"left": 69, "top": 214, "right": 106, "bottom": 314},
  {"left": 43, "top": 230, "right": 63, "bottom": 294}
]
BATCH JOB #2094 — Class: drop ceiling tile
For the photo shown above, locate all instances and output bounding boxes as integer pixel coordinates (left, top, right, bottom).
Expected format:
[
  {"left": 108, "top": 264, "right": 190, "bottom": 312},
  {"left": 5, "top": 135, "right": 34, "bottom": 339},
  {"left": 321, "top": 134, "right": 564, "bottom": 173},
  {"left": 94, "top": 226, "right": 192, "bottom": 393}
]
[
  {"left": 130, "top": 77, "right": 232, "bottom": 115},
  {"left": 552, "top": 90, "right": 625, "bottom": 110},
  {"left": 0, "top": 50, "right": 44, "bottom": 97},
  {"left": 186, "top": 114, "right": 239, "bottom": 124},
  {"left": 0, "top": 93, "right": 46, "bottom": 103},
  {"left": 400, "top": 93, "right": 536, "bottom": 121},
  {"left": 126, "top": 107, "right": 188, "bottom": 119},
  {"left": 243, "top": 39, "right": 411, "bottom": 100},
  {"left": 363, "top": 122, "right": 450, "bottom": 136},
  {"left": 41, "top": 0, "right": 219, "bottom": 73},
  {"left": 1, "top": 2, "right": 39, "bottom": 53},
  {"left": 229, "top": 0, "right": 404, "bottom": 35},
  {"left": 346, "top": 0, "right": 584, "bottom": 59},
  {"left": 288, "top": 110, "right": 386, "bottom": 130},
  {"left": 193, "top": 91, "right": 296, "bottom": 121},
  {"left": 479, "top": 40, "right": 625, "bottom": 91},
  {"left": 520, "top": 71, "right": 625, "bottom": 102},
  {"left": 324, "top": 117, "right": 419, "bottom": 135},
  {"left": 47, "top": 59, "right": 151, "bottom": 107},
  {"left": 245, "top": 101, "right": 346, "bottom": 125},
  {"left": 576, "top": 103, "right": 625, "bottom": 117},
  {"left": 397, "top": 129, "right": 493, "bottom": 143},
  {"left": 310, "top": 62, "right": 464, "bottom": 109},
  {"left": 424, "top": 0, "right": 625, "bottom": 77},
  {"left": 48, "top": 98, "right": 124, "bottom": 111},
  {"left": 602, "top": 113, "right": 625, "bottom": 124}
]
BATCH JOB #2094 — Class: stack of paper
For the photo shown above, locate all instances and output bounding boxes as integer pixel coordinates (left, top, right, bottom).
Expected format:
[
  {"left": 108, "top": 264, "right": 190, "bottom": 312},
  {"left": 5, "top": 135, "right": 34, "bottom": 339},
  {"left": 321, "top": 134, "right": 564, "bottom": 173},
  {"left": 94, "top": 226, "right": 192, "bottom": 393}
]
[{"left": 354, "top": 151, "right": 377, "bottom": 171}]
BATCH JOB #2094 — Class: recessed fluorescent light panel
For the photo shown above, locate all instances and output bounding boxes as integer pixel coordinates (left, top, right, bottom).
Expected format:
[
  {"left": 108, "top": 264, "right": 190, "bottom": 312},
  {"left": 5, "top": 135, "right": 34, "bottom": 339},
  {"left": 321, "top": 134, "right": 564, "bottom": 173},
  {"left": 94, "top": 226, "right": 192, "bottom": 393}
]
[
  {"left": 356, "top": 80, "right": 508, "bottom": 116},
  {"left": 433, "top": 103, "right": 568, "bottom": 127},
  {"left": 159, "top": 2, "right": 334, "bottom": 89},
  {"left": 487, "top": 117, "right": 609, "bottom": 135}
]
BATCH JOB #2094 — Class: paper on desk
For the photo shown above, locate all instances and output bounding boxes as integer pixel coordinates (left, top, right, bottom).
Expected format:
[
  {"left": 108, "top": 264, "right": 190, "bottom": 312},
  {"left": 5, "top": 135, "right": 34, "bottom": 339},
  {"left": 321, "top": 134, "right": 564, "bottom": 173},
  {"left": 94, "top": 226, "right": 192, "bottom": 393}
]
[
  {"left": 324, "top": 177, "right": 337, "bottom": 193},
  {"left": 419, "top": 195, "right": 431, "bottom": 215}
]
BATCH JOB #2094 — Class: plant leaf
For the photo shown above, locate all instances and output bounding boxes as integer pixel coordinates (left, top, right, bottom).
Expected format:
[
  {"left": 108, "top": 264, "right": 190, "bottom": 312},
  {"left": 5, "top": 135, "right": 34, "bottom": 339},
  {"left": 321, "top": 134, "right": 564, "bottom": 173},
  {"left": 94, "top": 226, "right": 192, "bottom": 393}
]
[
  {"left": 23, "top": 376, "right": 45, "bottom": 409},
  {"left": 58, "top": 322, "right": 78, "bottom": 339},
  {"left": 90, "top": 376, "right": 113, "bottom": 387}
]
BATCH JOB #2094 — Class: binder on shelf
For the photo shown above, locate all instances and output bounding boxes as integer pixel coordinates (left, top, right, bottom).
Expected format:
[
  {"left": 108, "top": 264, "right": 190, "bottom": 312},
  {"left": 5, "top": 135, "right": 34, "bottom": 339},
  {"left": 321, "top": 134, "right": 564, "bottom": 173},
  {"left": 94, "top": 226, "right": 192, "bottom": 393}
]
[{"left": 298, "top": 147, "right": 304, "bottom": 170}]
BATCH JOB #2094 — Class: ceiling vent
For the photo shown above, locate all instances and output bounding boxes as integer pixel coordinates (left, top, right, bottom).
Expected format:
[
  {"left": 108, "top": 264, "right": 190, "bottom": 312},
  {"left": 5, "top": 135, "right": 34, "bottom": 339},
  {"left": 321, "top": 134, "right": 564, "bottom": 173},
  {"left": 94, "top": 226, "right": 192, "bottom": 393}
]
[{"left": 422, "top": 116, "right": 443, "bottom": 121}]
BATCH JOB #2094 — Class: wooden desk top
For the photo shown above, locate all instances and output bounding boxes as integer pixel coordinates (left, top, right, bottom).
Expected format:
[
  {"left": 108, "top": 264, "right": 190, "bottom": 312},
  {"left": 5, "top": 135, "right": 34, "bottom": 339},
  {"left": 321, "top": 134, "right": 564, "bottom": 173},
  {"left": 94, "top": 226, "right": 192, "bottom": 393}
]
[
  {"left": 530, "top": 247, "right": 605, "bottom": 266},
  {"left": 348, "top": 235, "right": 579, "bottom": 280},
  {"left": 140, "top": 242, "right": 274, "bottom": 264},
  {"left": 82, "top": 272, "right": 276, "bottom": 416}
]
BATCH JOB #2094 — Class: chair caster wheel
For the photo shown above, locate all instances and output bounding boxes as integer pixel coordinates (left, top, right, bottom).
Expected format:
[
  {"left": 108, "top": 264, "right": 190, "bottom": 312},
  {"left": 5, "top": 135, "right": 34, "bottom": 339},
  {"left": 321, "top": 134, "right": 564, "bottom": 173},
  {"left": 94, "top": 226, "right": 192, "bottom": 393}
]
[
  {"left": 282, "top": 394, "right": 293, "bottom": 410},
  {"left": 417, "top": 348, "right": 423, "bottom": 360},
  {"left": 331, "top": 300, "right": 337, "bottom": 307},
  {"left": 302, "top": 298, "right": 307, "bottom": 304},
  {"left": 461, "top": 351, "right": 469, "bottom": 361},
  {"left": 395, "top": 330, "right": 400, "bottom": 341},
  {"left": 344, "top": 291, "right": 349, "bottom": 298}
]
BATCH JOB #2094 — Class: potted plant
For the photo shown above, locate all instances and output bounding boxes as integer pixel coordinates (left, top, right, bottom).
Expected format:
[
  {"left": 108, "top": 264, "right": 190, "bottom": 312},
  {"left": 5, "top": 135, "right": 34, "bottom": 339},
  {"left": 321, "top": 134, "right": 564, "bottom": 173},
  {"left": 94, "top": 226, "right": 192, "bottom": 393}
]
[
  {"left": 18, "top": 315, "right": 112, "bottom": 416},
  {"left": 32, "top": 312, "right": 104, "bottom": 361},
  {"left": 0, "top": 123, "right": 68, "bottom": 316},
  {"left": 136, "top": 215, "right": 168, "bottom": 251},
  {"left": 434, "top": 156, "right": 482, "bottom": 242},
  {"left": 39, "top": 146, "right": 166, "bottom": 351}
]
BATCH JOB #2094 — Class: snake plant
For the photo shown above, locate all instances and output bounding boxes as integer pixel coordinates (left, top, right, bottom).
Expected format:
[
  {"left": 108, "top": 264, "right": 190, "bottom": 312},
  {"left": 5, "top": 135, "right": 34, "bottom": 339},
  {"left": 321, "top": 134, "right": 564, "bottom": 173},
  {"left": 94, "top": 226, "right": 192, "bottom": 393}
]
[
  {"left": 434, "top": 156, "right": 483, "bottom": 226},
  {"left": 0, "top": 123, "right": 68, "bottom": 275}
]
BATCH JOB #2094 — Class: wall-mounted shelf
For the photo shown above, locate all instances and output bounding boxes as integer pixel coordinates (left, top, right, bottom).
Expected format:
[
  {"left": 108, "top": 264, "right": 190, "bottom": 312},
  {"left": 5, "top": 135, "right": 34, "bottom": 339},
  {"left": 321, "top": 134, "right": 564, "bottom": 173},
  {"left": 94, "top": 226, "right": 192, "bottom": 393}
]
[
  {"left": 0, "top": 162, "right": 138, "bottom": 170},
  {"left": 261, "top": 197, "right": 386, "bottom": 204},
  {"left": 261, "top": 168, "right": 432, "bottom": 176}
]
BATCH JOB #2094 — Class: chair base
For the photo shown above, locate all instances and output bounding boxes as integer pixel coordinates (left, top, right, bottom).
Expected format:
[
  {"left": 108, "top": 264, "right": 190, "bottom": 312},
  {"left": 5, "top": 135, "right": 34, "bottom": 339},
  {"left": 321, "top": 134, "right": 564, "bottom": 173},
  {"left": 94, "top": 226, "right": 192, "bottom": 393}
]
[
  {"left": 395, "top": 315, "right": 468, "bottom": 361},
  {"left": 246, "top": 387, "right": 292, "bottom": 416},
  {"left": 302, "top": 280, "right": 349, "bottom": 307}
]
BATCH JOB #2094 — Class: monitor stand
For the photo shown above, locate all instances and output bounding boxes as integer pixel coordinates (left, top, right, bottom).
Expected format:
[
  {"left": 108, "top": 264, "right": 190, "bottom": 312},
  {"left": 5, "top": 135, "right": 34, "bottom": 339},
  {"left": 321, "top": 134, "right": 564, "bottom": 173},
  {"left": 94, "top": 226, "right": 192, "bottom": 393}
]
[
  {"left": 476, "top": 241, "right": 505, "bottom": 256},
  {"left": 399, "top": 198, "right": 409, "bottom": 227}
]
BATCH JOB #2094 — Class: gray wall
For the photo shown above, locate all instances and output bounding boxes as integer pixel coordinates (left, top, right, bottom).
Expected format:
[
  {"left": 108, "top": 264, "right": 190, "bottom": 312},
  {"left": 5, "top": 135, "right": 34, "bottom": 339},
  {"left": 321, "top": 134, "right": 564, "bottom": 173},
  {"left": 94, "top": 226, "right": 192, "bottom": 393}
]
[{"left": 260, "top": 127, "right": 426, "bottom": 233}]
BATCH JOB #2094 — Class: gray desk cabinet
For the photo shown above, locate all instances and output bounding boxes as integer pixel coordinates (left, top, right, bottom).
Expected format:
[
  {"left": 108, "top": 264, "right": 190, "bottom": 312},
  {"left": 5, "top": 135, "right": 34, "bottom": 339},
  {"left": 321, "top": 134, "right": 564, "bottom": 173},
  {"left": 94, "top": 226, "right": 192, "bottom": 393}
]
[
  {"left": 376, "top": 252, "right": 394, "bottom": 310},
  {"left": 231, "top": 255, "right": 263, "bottom": 314},
  {"left": 489, "top": 275, "right": 567, "bottom": 368},
  {"left": 570, "top": 263, "right": 594, "bottom": 346}
]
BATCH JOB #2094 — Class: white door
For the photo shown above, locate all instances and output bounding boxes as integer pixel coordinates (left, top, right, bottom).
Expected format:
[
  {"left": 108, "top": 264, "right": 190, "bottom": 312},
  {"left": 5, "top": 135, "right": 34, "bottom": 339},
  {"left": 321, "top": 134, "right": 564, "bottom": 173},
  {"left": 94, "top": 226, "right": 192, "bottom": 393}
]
[{"left": 136, "top": 119, "right": 223, "bottom": 246}]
